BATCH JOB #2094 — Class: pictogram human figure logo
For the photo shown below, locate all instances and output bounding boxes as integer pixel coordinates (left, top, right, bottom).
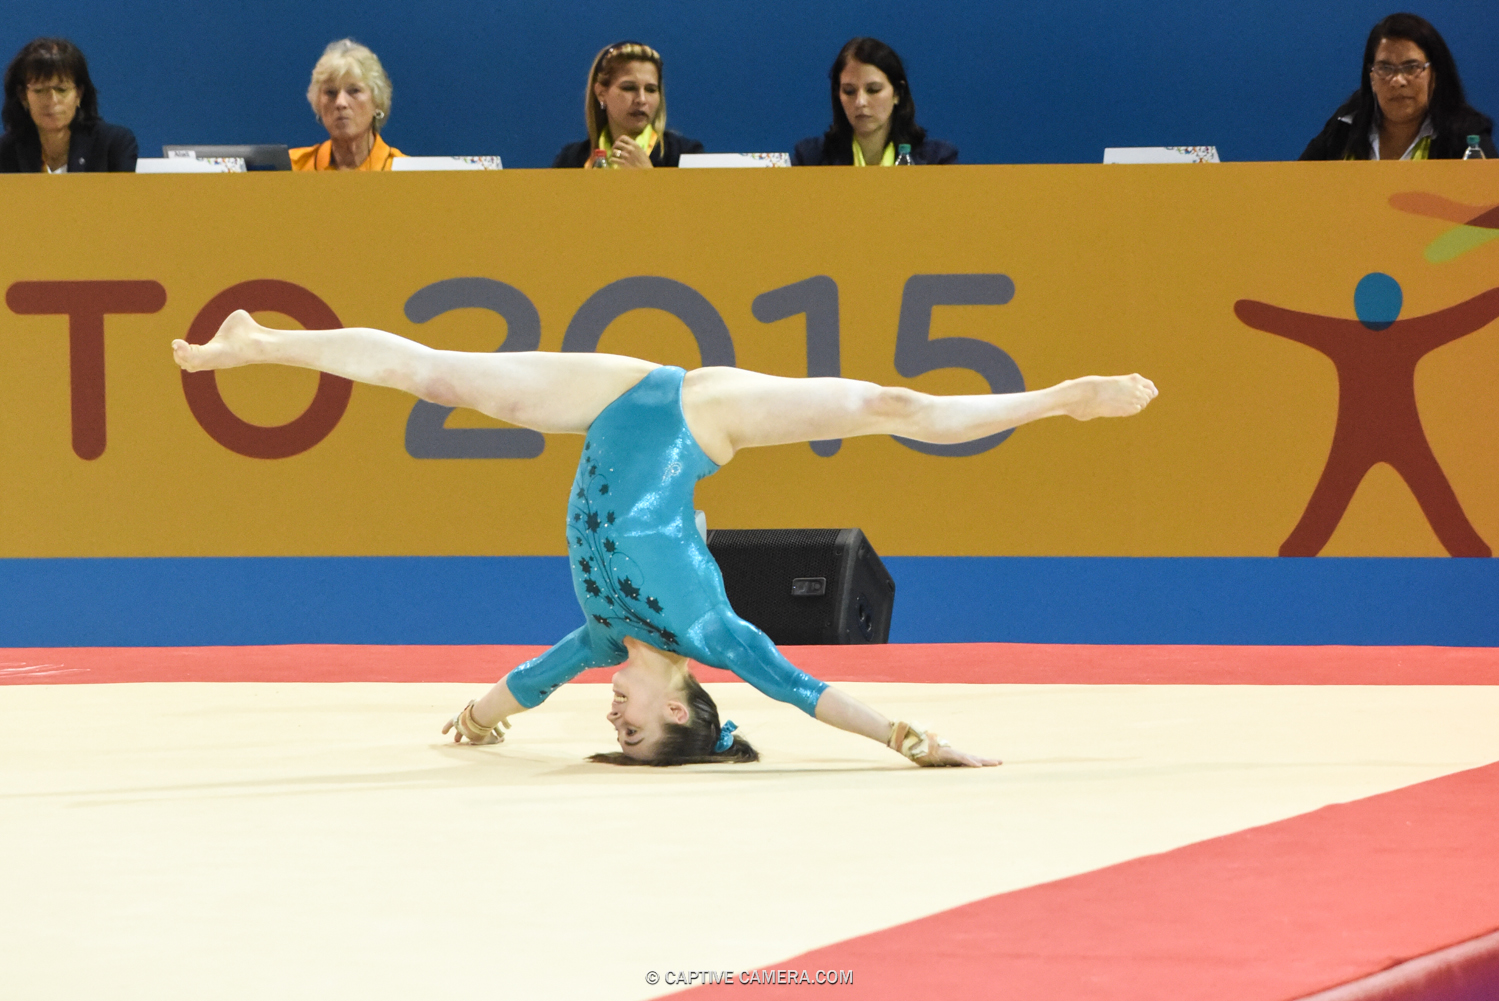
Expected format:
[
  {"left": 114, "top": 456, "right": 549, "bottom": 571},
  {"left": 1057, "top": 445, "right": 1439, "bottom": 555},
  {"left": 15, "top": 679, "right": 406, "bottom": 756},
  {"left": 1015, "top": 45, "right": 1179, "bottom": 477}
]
[{"left": 1235, "top": 273, "right": 1498, "bottom": 557}]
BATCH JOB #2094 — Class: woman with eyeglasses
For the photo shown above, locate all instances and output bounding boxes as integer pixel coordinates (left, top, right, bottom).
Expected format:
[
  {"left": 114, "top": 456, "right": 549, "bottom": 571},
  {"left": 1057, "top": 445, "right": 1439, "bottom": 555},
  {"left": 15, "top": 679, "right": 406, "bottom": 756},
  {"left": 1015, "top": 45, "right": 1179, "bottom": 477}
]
[
  {"left": 553, "top": 42, "right": 703, "bottom": 169},
  {"left": 0, "top": 38, "right": 136, "bottom": 173},
  {"left": 793, "top": 38, "right": 956, "bottom": 167},
  {"left": 1300, "top": 13, "right": 1494, "bottom": 160}
]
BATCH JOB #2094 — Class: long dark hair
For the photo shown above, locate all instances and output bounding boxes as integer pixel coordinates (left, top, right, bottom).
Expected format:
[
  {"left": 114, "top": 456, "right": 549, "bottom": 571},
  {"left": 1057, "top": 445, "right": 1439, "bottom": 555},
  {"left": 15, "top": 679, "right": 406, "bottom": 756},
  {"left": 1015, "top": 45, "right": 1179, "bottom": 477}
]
[
  {"left": 589, "top": 672, "right": 759, "bottom": 766},
  {"left": 2, "top": 38, "right": 99, "bottom": 136},
  {"left": 823, "top": 37, "right": 926, "bottom": 152},
  {"left": 1340, "top": 13, "right": 1483, "bottom": 159}
]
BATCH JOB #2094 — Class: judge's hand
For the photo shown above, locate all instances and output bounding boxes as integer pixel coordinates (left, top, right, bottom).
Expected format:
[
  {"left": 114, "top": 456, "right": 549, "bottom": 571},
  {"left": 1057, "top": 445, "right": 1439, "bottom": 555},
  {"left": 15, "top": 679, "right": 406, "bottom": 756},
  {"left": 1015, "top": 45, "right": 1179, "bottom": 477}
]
[{"left": 609, "top": 134, "right": 653, "bottom": 169}]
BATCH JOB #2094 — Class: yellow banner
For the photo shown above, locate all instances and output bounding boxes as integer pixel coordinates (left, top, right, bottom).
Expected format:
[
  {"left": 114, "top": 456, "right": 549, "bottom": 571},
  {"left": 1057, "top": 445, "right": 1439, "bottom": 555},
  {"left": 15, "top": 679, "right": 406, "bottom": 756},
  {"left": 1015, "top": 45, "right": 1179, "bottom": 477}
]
[{"left": 2, "top": 163, "right": 1496, "bottom": 558}]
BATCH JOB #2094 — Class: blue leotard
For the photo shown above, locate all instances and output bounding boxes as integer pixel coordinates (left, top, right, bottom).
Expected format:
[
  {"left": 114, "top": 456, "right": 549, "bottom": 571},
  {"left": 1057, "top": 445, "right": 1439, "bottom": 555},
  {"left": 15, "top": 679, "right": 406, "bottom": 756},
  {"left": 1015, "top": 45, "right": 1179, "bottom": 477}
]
[{"left": 504, "top": 366, "right": 829, "bottom": 715}]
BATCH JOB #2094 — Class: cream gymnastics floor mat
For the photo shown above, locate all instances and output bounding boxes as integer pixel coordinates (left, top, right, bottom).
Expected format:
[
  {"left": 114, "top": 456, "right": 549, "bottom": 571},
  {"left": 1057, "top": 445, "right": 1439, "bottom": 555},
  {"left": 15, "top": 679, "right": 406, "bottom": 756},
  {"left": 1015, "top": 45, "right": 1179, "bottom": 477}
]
[{"left": 4, "top": 681, "right": 1498, "bottom": 1000}]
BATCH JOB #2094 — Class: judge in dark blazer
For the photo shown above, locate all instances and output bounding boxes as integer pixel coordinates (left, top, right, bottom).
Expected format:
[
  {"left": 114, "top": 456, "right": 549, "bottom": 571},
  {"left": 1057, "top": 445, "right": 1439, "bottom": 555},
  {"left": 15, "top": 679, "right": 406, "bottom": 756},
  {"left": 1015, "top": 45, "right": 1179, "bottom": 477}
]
[
  {"left": 1300, "top": 13, "right": 1495, "bottom": 161},
  {"left": 553, "top": 41, "right": 703, "bottom": 169},
  {"left": 793, "top": 38, "right": 956, "bottom": 166},
  {"left": 0, "top": 38, "right": 136, "bottom": 173}
]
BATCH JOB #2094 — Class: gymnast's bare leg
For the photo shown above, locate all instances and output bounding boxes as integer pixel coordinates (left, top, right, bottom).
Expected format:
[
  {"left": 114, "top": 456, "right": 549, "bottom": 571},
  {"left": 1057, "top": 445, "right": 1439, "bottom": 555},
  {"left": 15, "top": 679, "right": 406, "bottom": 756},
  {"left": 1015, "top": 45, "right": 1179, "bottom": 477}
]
[
  {"left": 172, "top": 309, "right": 656, "bottom": 434},
  {"left": 175, "top": 311, "right": 1157, "bottom": 766},
  {"left": 678, "top": 366, "right": 1155, "bottom": 465},
  {"left": 172, "top": 310, "right": 1155, "bottom": 456}
]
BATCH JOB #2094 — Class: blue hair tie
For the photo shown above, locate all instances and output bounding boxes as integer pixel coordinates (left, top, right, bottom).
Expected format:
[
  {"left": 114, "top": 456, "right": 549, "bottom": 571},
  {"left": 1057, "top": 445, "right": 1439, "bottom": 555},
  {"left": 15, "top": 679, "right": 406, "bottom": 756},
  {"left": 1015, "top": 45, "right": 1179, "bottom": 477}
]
[{"left": 713, "top": 720, "right": 737, "bottom": 754}]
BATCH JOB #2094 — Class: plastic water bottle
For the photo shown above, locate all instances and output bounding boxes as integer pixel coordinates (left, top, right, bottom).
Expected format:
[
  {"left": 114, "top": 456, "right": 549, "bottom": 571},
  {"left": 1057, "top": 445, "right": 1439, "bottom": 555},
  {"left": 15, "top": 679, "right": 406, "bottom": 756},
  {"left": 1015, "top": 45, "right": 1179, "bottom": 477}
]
[
  {"left": 895, "top": 143, "right": 914, "bottom": 166},
  {"left": 589, "top": 148, "right": 608, "bottom": 169},
  {"left": 1462, "top": 136, "right": 1485, "bottom": 160}
]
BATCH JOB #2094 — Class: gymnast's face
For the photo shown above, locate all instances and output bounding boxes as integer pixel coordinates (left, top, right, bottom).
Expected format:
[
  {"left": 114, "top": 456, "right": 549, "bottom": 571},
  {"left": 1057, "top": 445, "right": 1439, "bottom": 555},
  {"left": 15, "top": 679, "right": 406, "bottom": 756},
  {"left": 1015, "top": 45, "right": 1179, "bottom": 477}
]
[
  {"left": 839, "top": 60, "right": 898, "bottom": 139},
  {"left": 607, "top": 656, "right": 688, "bottom": 760}
]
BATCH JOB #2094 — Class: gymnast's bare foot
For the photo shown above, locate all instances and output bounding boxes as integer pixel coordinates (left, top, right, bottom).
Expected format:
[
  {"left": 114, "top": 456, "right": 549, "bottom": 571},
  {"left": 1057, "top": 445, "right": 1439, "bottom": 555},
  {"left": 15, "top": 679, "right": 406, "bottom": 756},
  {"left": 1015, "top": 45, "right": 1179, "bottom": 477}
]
[
  {"left": 1062, "top": 374, "right": 1158, "bottom": 420},
  {"left": 171, "top": 309, "right": 264, "bottom": 372}
]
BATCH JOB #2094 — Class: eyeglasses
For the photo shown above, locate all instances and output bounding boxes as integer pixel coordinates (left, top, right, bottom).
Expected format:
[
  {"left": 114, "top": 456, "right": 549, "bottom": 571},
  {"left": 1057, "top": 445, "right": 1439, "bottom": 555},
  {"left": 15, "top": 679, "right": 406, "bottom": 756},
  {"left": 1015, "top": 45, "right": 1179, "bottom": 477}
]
[
  {"left": 26, "top": 83, "right": 76, "bottom": 99},
  {"left": 1370, "top": 61, "right": 1429, "bottom": 82}
]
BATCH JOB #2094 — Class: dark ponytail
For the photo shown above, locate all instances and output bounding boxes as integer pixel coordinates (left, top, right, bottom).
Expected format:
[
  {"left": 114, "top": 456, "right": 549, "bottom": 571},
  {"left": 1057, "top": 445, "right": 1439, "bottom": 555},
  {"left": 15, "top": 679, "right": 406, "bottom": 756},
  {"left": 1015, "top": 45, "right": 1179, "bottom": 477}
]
[{"left": 590, "top": 672, "right": 759, "bottom": 766}]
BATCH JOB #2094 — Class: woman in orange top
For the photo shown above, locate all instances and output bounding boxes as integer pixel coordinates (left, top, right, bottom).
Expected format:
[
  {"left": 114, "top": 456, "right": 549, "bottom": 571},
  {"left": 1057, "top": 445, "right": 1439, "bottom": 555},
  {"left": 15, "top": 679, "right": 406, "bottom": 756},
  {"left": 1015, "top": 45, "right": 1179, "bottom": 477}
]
[{"left": 289, "top": 39, "right": 404, "bottom": 171}]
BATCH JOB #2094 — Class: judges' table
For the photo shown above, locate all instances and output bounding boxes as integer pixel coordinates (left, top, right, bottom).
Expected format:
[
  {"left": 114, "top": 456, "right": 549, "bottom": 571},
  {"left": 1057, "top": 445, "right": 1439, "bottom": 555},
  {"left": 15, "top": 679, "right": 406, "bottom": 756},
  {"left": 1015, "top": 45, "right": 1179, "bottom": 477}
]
[{"left": 1, "top": 163, "right": 1496, "bottom": 645}]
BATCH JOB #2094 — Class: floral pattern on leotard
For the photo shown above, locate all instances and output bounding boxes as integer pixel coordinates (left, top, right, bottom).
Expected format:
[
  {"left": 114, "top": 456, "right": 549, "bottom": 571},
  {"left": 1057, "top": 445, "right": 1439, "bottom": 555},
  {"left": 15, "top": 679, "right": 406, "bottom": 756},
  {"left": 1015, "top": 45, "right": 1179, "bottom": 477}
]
[{"left": 568, "top": 441, "right": 679, "bottom": 650}]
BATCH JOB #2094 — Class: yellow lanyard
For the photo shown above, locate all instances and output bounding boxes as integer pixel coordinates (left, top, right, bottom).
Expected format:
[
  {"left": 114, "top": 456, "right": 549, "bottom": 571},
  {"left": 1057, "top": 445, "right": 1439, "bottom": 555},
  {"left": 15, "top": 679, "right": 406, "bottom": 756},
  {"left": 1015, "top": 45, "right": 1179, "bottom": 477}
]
[
  {"left": 851, "top": 139, "right": 896, "bottom": 166},
  {"left": 1344, "top": 136, "right": 1431, "bottom": 161},
  {"left": 597, "top": 124, "right": 659, "bottom": 166}
]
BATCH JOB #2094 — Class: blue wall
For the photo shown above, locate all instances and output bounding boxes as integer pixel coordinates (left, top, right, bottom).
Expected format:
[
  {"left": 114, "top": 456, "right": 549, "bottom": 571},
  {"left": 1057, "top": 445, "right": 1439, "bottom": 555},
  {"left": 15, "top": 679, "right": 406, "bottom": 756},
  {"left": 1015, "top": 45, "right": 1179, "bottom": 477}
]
[
  {"left": 4, "top": 557, "right": 1497, "bottom": 647},
  {"left": 5, "top": 3, "right": 1497, "bottom": 649},
  {"left": 4, "top": 1, "right": 1496, "bottom": 168}
]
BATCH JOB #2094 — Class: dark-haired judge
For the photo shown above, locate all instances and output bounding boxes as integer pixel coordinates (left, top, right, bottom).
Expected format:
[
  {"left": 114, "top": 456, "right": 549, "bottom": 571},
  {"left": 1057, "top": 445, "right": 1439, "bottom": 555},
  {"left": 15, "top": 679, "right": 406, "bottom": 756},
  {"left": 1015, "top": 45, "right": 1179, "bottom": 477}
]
[
  {"left": 0, "top": 38, "right": 136, "bottom": 173},
  {"left": 1301, "top": 13, "right": 1495, "bottom": 160},
  {"left": 793, "top": 38, "right": 956, "bottom": 166}
]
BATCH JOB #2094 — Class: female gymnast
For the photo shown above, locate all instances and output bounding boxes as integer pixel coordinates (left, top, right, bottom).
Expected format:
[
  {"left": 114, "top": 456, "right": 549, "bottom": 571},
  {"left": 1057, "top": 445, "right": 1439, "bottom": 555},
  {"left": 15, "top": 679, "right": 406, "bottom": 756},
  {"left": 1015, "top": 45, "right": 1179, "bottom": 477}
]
[{"left": 173, "top": 312, "right": 1157, "bottom": 767}]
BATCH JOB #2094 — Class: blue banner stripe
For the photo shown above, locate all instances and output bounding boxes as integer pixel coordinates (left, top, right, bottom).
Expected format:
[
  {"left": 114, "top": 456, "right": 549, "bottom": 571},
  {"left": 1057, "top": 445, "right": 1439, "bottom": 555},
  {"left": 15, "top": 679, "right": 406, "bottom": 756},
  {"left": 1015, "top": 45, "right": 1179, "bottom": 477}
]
[{"left": 2, "top": 556, "right": 1494, "bottom": 648}]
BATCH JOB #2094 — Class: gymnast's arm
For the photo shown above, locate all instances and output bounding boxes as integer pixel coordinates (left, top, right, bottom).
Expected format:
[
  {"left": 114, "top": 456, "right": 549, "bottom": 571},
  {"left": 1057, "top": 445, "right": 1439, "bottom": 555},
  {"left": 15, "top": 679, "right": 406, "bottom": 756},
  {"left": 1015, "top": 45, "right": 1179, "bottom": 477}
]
[
  {"left": 462, "top": 627, "right": 601, "bottom": 734},
  {"left": 813, "top": 686, "right": 999, "bottom": 766},
  {"left": 712, "top": 618, "right": 997, "bottom": 765}
]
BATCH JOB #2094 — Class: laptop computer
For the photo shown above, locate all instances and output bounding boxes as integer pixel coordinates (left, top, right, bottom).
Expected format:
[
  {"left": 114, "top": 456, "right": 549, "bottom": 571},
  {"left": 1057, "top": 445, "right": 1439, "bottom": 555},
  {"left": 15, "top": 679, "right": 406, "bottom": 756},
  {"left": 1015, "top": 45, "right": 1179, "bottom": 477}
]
[{"left": 162, "top": 145, "right": 293, "bottom": 171}]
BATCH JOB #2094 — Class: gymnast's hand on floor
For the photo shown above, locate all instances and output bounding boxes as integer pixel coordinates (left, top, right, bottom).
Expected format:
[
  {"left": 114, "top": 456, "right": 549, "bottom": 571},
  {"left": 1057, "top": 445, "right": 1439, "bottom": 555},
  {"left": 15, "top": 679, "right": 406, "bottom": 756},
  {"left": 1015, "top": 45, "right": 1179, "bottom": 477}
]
[
  {"left": 924, "top": 743, "right": 1001, "bottom": 767},
  {"left": 888, "top": 720, "right": 1000, "bottom": 767},
  {"left": 442, "top": 700, "right": 508, "bottom": 745}
]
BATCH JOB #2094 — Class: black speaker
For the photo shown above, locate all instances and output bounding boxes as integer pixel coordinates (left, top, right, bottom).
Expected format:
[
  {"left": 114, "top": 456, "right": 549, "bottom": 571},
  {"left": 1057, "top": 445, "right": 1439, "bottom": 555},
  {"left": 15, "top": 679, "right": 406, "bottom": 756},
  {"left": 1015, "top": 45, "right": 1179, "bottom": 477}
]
[{"left": 705, "top": 528, "right": 895, "bottom": 645}]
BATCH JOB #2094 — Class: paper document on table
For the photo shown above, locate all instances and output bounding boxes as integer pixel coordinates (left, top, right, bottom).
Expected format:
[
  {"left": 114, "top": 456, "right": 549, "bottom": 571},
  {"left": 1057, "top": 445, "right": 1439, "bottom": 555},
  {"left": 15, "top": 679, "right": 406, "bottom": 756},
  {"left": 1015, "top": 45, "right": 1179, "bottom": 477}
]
[
  {"left": 1104, "top": 146, "right": 1221, "bottom": 164},
  {"left": 679, "top": 153, "right": 791, "bottom": 168}
]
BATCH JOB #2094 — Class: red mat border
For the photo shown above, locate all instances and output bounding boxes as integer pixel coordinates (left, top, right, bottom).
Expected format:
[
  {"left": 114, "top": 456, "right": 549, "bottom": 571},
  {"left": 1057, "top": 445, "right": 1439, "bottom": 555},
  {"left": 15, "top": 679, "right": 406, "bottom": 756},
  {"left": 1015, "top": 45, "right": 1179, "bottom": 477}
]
[
  {"left": 661, "top": 762, "right": 1499, "bottom": 1001},
  {"left": 1297, "top": 929, "right": 1499, "bottom": 1001},
  {"left": 2, "top": 642, "right": 1498, "bottom": 686}
]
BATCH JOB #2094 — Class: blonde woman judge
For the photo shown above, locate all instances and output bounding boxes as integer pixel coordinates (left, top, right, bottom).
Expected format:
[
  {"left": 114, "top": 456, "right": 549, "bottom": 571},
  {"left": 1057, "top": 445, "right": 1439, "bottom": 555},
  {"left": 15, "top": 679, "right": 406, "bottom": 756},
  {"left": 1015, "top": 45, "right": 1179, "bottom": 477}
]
[
  {"left": 552, "top": 41, "right": 703, "bottom": 168},
  {"left": 290, "top": 39, "right": 404, "bottom": 171}
]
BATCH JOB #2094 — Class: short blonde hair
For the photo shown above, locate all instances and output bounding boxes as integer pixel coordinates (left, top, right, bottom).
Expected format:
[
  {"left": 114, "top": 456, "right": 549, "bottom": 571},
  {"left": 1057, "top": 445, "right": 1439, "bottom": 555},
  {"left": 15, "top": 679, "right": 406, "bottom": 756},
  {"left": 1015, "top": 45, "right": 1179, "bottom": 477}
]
[
  {"left": 585, "top": 41, "right": 665, "bottom": 146},
  {"left": 306, "top": 38, "right": 392, "bottom": 133}
]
